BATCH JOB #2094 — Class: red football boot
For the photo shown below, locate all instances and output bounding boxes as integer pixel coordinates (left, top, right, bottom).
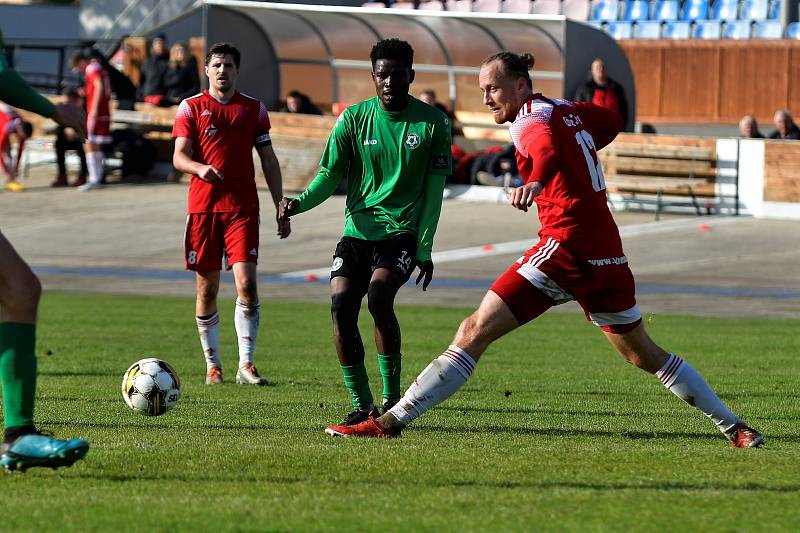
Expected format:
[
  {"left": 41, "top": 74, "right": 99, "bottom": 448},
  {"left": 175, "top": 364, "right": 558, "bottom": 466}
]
[
  {"left": 325, "top": 415, "right": 400, "bottom": 438},
  {"left": 727, "top": 423, "right": 764, "bottom": 448}
]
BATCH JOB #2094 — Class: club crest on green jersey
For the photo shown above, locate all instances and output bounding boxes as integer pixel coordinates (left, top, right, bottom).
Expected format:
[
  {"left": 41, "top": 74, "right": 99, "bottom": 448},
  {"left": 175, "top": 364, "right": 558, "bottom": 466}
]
[{"left": 405, "top": 132, "right": 420, "bottom": 149}]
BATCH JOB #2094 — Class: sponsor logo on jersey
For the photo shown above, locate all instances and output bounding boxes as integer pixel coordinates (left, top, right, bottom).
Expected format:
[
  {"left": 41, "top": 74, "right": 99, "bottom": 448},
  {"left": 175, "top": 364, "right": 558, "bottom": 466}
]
[
  {"left": 587, "top": 255, "right": 628, "bottom": 266},
  {"left": 363, "top": 139, "right": 378, "bottom": 145},
  {"left": 201, "top": 109, "right": 212, "bottom": 117},
  {"left": 205, "top": 124, "right": 218, "bottom": 137},
  {"left": 405, "top": 132, "right": 420, "bottom": 149},
  {"left": 433, "top": 154, "right": 449, "bottom": 170},
  {"left": 331, "top": 257, "right": 344, "bottom": 271}
]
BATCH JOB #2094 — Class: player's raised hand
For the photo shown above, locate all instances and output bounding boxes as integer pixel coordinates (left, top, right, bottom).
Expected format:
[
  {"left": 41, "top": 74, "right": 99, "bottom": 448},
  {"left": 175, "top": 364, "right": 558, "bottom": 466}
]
[
  {"left": 52, "top": 102, "right": 87, "bottom": 140},
  {"left": 278, "top": 197, "right": 299, "bottom": 221},
  {"left": 197, "top": 165, "right": 223, "bottom": 182},
  {"left": 276, "top": 213, "right": 291, "bottom": 239},
  {"left": 508, "top": 181, "right": 543, "bottom": 212},
  {"left": 415, "top": 259, "right": 434, "bottom": 291}
]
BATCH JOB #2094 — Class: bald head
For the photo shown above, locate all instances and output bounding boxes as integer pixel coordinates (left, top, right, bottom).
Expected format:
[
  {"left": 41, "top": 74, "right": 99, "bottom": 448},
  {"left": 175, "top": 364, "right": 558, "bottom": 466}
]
[
  {"left": 773, "top": 109, "right": 793, "bottom": 137},
  {"left": 739, "top": 115, "right": 760, "bottom": 138}
]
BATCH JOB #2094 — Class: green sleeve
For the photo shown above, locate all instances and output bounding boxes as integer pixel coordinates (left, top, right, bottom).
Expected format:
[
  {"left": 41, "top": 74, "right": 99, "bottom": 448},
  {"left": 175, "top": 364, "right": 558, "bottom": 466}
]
[
  {"left": 0, "top": 34, "right": 56, "bottom": 117},
  {"left": 295, "top": 110, "right": 353, "bottom": 213},
  {"left": 416, "top": 115, "right": 451, "bottom": 261},
  {"left": 415, "top": 173, "right": 446, "bottom": 261},
  {"left": 295, "top": 167, "right": 342, "bottom": 214}
]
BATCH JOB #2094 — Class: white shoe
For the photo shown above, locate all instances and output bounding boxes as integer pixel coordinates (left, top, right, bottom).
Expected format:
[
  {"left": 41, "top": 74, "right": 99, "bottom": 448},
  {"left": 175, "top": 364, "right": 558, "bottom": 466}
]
[
  {"left": 236, "top": 363, "right": 268, "bottom": 386},
  {"left": 78, "top": 182, "right": 102, "bottom": 191},
  {"left": 205, "top": 366, "right": 224, "bottom": 385}
]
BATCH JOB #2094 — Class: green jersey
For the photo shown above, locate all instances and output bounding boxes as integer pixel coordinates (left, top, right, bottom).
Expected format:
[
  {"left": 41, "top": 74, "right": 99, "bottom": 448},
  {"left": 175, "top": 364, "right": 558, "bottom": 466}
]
[
  {"left": 295, "top": 96, "right": 452, "bottom": 261},
  {"left": 0, "top": 29, "right": 56, "bottom": 118}
]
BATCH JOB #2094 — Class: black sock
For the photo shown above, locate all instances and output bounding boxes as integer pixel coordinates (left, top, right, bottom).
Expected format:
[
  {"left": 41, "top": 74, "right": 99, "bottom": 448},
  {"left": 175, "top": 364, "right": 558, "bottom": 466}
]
[{"left": 3, "top": 425, "right": 36, "bottom": 444}]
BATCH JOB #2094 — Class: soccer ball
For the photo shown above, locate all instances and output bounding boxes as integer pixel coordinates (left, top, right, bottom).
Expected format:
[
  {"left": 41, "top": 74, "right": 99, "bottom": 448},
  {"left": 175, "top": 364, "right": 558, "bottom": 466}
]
[{"left": 121, "top": 358, "right": 181, "bottom": 416}]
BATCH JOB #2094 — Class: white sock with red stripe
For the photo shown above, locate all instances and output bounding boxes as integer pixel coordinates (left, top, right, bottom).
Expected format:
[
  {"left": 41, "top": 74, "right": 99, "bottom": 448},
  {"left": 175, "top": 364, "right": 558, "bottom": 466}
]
[
  {"left": 387, "top": 344, "right": 476, "bottom": 427},
  {"left": 196, "top": 312, "right": 221, "bottom": 370},
  {"left": 656, "top": 353, "right": 740, "bottom": 433},
  {"left": 235, "top": 299, "right": 260, "bottom": 367}
]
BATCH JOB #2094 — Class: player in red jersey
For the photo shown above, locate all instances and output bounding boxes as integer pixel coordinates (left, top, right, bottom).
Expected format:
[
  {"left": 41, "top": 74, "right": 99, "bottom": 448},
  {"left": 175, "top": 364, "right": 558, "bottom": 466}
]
[
  {"left": 0, "top": 103, "right": 32, "bottom": 192},
  {"left": 70, "top": 50, "right": 112, "bottom": 190},
  {"left": 172, "top": 42, "right": 290, "bottom": 387},
  {"left": 326, "top": 51, "right": 763, "bottom": 448}
]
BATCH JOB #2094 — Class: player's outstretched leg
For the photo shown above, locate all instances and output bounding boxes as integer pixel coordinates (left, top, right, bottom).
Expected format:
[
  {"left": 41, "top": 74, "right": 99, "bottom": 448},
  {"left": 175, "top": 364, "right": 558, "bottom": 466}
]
[
  {"left": 0, "top": 233, "right": 90, "bottom": 471},
  {"left": 605, "top": 322, "right": 763, "bottom": 448},
  {"left": 326, "top": 291, "right": 519, "bottom": 437}
]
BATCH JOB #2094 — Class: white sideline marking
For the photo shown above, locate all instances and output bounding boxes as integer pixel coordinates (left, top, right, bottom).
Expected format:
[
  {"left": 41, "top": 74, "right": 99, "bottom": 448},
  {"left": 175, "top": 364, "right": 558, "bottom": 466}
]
[{"left": 277, "top": 215, "right": 747, "bottom": 279}]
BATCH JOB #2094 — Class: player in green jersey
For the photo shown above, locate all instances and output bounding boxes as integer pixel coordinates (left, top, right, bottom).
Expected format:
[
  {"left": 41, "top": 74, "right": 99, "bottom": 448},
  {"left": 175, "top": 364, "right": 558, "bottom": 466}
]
[
  {"left": 0, "top": 29, "right": 90, "bottom": 471},
  {"left": 279, "top": 39, "right": 452, "bottom": 428}
]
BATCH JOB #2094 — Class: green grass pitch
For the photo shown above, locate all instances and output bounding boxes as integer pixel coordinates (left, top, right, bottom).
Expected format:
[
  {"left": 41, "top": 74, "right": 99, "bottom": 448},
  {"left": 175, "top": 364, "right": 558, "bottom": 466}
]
[{"left": 2, "top": 292, "right": 799, "bottom": 531}]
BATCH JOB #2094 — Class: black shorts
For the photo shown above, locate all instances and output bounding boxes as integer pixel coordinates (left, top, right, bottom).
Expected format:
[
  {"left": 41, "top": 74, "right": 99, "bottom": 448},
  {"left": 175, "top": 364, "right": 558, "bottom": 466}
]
[{"left": 331, "top": 233, "right": 417, "bottom": 288}]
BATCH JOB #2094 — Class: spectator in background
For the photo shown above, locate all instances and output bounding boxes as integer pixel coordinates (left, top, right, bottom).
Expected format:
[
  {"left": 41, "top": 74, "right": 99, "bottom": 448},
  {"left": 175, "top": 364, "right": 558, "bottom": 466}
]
[
  {"left": 419, "top": 89, "right": 463, "bottom": 136},
  {"left": 769, "top": 109, "right": 800, "bottom": 140},
  {"left": 738, "top": 115, "right": 764, "bottom": 139},
  {"left": 163, "top": 42, "right": 201, "bottom": 106},
  {"left": 280, "top": 90, "right": 322, "bottom": 115},
  {"left": 51, "top": 86, "right": 88, "bottom": 187},
  {"left": 574, "top": 58, "right": 628, "bottom": 130},
  {"left": 139, "top": 34, "right": 169, "bottom": 102},
  {"left": 0, "top": 103, "right": 32, "bottom": 192}
]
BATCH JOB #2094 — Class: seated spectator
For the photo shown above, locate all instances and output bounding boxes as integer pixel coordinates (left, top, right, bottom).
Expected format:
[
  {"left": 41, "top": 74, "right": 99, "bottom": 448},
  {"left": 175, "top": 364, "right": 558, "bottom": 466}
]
[
  {"left": 138, "top": 34, "right": 169, "bottom": 102},
  {"left": 574, "top": 58, "right": 628, "bottom": 130},
  {"left": 162, "top": 42, "right": 201, "bottom": 106},
  {"left": 470, "top": 144, "right": 522, "bottom": 188},
  {"left": 418, "top": 89, "right": 463, "bottom": 136},
  {"left": 51, "top": 86, "right": 88, "bottom": 187},
  {"left": 0, "top": 103, "right": 32, "bottom": 192},
  {"left": 738, "top": 115, "right": 764, "bottom": 139},
  {"left": 769, "top": 110, "right": 800, "bottom": 140},
  {"left": 280, "top": 90, "right": 322, "bottom": 115}
]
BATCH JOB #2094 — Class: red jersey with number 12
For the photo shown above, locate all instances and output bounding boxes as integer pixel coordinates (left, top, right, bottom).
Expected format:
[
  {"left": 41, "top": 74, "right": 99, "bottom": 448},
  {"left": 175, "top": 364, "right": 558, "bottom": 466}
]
[
  {"left": 173, "top": 90, "right": 272, "bottom": 213},
  {"left": 510, "top": 95, "right": 624, "bottom": 257}
]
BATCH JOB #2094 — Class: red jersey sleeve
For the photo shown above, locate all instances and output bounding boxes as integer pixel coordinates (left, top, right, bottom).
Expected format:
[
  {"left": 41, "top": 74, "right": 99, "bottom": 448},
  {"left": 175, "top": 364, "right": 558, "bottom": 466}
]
[
  {"left": 571, "top": 101, "right": 623, "bottom": 150},
  {"left": 254, "top": 101, "right": 271, "bottom": 147},
  {"left": 510, "top": 108, "right": 559, "bottom": 186},
  {"left": 172, "top": 100, "right": 196, "bottom": 139}
]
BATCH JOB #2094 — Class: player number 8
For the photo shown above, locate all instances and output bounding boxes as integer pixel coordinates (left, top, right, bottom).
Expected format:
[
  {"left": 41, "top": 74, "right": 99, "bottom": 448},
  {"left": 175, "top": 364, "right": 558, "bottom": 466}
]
[
  {"left": 188, "top": 251, "right": 197, "bottom": 265},
  {"left": 575, "top": 130, "right": 606, "bottom": 192}
]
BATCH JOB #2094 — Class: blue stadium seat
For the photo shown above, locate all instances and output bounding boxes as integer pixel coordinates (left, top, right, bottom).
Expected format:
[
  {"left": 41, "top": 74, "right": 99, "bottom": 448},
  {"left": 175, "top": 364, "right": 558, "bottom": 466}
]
[
  {"left": 623, "top": 0, "right": 650, "bottom": 20},
  {"left": 606, "top": 20, "right": 634, "bottom": 37},
  {"left": 633, "top": 20, "right": 663, "bottom": 36},
  {"left": 786, "top": 21, "right": 800, "bottom": 38},
  {"left": 586, "top": 20, "right": 607, "bottom": 29},
  {"left": 741, "top": 0, "right": 769, "bottom": 18},
  {"left": 767, "top": 0, "right": 780, "bottom": 18},
  {"left": 694, "top": 19, "right": 723, "bottom": 37},
  {"left": 591, "top": 0, "right": 621, "bottom": 20},
  {"left": 680, "top": 0, "right": 710, "bottom": 20},
  {"left": 653, "top": 0, "right": 680, "bottom": 20},
  {"left": 663, "top": 20, "right": 693, "bottom": 37},
  {"left": 712, "top": 0, "right": 740, "bottom": 21},
  {"left": 753, "top": 19, "right": 783, "bottom": 37},
  {"left": 723, "top": 19, "right": 753, "bottom": 38}
]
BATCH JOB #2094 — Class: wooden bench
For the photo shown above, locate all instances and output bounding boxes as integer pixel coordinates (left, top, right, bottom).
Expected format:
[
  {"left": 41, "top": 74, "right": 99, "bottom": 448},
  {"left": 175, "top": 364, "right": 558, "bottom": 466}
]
[{"left": 599, "top": 142, "right": 717, "bottom": 220}]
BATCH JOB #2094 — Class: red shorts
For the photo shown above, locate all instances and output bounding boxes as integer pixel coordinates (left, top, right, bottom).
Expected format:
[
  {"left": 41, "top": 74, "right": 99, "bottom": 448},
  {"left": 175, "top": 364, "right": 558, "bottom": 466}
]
[
  {"left": 184, "top": 212, "right": 259, "bottom": 272},
  {"left": 490, "top": 237, "right": 641, "bottom": 334},
  {"left": 87, "top": 115, "right": 112, "bottom": 145}
]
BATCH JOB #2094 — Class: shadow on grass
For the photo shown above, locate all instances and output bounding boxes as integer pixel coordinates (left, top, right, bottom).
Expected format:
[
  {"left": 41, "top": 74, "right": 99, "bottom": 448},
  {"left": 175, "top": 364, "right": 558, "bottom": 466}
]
[{"left": 66, "top": 472, "right": 800, "bottom": 494}]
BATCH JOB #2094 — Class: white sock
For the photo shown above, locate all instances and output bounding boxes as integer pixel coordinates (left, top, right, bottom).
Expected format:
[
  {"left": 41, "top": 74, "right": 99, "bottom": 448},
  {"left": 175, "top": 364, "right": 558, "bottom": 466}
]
[
  {"left": 235, "top": 298, "right": 260, "bottom": 367},
  {"left": 388, "top": 344, "right": 476, "bottom": 427},
  {"left": 196, "top": 312, "right": 221, "bottom": 370},
  {"left": 86, "top": 151, "right": 104, "bottom": 184},
  {"left": 656, "top": 353, "right": 740, "bottom": 434}
]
